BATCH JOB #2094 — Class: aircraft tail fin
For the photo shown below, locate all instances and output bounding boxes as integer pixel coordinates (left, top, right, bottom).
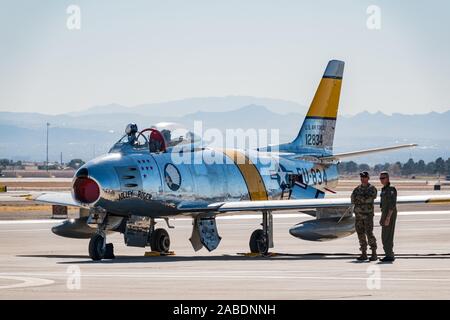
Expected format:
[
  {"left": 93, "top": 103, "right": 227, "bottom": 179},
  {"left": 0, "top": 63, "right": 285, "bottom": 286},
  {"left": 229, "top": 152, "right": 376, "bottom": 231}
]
[{"left": 286, "top": 60, "right": 344, "bottom": 154}]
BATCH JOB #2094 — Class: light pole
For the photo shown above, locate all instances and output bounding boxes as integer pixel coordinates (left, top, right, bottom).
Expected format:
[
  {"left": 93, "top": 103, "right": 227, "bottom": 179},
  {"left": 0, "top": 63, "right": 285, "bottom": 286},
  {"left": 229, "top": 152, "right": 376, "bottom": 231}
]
[{"left": 46, "top": 122, "right": 50, "bottom": 171}]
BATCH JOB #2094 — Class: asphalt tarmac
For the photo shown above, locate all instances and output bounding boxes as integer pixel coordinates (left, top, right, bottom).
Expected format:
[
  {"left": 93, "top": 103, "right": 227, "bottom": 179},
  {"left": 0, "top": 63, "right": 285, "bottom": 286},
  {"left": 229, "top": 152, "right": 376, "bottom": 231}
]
[{"left": 1, "top": 204, "right": 450, "bottom": 299}]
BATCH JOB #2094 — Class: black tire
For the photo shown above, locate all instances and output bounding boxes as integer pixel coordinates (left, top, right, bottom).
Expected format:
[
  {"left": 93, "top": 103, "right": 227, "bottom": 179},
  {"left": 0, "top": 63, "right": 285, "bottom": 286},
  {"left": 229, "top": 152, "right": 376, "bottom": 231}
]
[
  {"left": 249, "top": 229, "right": 268, "bottom": 254},
  {"left": 150, "top": 228, "right": 170, "bottom": 253},
  {"left": 104, "top": 243, "right": 115, "bottom": 259},
  {"left": 89, "top": 233, "right": 106, "bottom": 261}
]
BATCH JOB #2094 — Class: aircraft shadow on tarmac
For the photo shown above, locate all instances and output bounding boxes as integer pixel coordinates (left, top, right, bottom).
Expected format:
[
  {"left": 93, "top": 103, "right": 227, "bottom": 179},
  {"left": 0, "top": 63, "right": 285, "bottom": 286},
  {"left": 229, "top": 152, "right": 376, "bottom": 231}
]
[{"left": 17, "top": 253, "right": 450, "bottom": 264}]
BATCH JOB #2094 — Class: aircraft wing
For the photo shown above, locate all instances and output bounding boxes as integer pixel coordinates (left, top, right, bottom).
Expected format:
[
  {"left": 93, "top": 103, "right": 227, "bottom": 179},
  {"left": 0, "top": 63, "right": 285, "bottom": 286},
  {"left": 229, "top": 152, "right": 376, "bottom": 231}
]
[
  {"left": 33, "top": 192, "right": 81, "bottom": 207},
  {"left": 33, "top": 192, "right": 450, "bottom": 214},
  {"left": 319, "top": 144, "right": 417, "bottom": 161},
  {"left": 206, "top": 194, "right": 450, "bottom": 213}
]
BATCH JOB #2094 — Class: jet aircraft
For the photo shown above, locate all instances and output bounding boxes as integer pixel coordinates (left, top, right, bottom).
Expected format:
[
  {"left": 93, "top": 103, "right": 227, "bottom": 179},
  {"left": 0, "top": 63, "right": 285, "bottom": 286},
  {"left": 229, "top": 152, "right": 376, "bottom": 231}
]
[{"left": 36, "top": 60, "right": 450, "bottom": 260}]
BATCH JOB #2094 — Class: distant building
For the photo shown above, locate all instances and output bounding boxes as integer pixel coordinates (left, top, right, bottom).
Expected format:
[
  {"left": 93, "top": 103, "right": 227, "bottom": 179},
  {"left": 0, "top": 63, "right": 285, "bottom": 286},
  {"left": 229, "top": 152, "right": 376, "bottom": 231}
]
[{"left": 23, "top": 165, "right": 39, "bottom": 171}]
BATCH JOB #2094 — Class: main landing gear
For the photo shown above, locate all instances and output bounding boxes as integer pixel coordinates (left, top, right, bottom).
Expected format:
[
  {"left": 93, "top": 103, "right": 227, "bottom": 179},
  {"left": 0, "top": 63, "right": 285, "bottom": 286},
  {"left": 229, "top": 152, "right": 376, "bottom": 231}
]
[
  {"left": 89, "top": 232, "right": 115, "bottom": 261},
  {"left": 150, "top": 228, "right": 171, "bottom": 253},
  {"left": 148, "top": 218, "right": 171, "bottom": 254},
  {"left": 249, "top": 210, "right": 274, "bottom": 255}
]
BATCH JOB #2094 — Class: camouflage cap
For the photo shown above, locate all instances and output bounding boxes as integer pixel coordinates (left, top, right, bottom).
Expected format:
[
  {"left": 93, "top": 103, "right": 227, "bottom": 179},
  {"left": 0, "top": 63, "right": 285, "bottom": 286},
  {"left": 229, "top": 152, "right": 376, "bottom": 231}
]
[{"left": 359, "top": 171, "right": 370, "bottom": 178}]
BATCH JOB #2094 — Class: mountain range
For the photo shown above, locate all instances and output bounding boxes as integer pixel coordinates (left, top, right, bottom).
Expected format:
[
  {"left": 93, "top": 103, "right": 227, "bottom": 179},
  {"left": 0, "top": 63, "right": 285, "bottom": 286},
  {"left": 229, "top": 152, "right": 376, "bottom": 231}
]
[{"left": 0, "top": 96, "right": 448, "bottom": 164}]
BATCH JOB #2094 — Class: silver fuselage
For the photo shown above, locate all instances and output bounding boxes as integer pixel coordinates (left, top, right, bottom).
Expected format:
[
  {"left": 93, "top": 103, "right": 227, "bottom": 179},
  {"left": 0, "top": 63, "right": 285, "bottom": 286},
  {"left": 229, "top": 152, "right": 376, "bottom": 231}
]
[{"left": 78, "top": 143, "right": 339, "bottom": 218}]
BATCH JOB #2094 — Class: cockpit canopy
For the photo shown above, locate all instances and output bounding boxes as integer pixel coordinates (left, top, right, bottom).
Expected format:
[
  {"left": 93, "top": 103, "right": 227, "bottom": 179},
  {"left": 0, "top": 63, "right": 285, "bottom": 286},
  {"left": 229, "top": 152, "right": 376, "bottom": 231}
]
[{"left": 109, "top": 122, "right": 202, "bottom": 154}]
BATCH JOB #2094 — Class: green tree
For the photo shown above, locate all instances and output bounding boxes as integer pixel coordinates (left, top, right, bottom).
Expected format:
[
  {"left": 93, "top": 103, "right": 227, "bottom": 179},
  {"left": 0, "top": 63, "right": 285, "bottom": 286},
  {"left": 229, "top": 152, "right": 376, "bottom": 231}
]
[
  {"left": 417, "top": 160, "right": 426, "bottom": 173},
  {"left": 68, "top": 159, "right": 85, "bottom": 169},
  {"left": 358, "top": 163, "right": 370, "bottom": 172},
  {"left": 382, "top": 163, "right": 390, "bottom": 172},
  {"left": 426, "top": 162, "right": 436, "bottom": 175},
  {"left": 373, "top": 164, "right": 384, "bottom": 174},
  {"left": 402, "top": 158, "right": 416, "bottom": 176},
  {"left": 435, "top": 157, "right": 446, "bottom": 174},
  {"left": 0, "top": 159, "right": 11, "bottom": 167},
  {"left": 346, "top": 161, "right": 358, "bottom": 173}
]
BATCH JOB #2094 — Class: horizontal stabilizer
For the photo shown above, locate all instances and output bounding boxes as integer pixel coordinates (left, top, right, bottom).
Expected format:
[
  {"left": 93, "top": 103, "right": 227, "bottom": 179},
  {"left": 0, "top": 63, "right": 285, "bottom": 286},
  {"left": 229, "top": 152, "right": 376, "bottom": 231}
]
[{"left": 319, "top": 143, "right": 418, "bottom": 161}]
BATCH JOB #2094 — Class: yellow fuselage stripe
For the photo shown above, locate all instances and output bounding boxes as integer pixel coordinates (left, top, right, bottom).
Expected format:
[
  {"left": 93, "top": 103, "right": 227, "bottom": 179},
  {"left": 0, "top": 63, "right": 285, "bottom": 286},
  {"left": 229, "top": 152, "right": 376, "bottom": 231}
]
[
  {"left": 222, "top": 149, "right": 268, "bottom": 201},
  {"left": 306, "top": 78, "right": 342, "bottom": 119}
]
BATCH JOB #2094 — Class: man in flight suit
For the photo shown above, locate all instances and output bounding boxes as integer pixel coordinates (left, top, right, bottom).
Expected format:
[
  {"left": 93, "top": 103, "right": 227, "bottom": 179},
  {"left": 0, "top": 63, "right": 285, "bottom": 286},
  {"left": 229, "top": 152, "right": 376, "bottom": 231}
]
[
  {"left": 379, "top": 171, "right": 397, "bottom": 262},
  {"left": 125, "top": 123, "right": 138, "bottom": 145},
  {"left": 351, "top": 171, "right": 378, "bottom": 261}
]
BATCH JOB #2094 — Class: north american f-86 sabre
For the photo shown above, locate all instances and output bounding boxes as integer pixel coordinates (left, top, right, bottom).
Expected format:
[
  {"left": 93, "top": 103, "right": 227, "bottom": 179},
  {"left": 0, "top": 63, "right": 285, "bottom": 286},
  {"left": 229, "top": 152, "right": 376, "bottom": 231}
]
[{"left": 36, "top": 60, "right": 450, "bottom": 261}]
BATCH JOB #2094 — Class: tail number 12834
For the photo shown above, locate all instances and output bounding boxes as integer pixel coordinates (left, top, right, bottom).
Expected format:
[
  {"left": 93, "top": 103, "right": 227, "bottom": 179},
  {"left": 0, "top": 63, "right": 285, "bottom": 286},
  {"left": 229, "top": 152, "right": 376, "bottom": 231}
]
[{"left": 305, "top": 134, "right": 323, "bottom": 146}]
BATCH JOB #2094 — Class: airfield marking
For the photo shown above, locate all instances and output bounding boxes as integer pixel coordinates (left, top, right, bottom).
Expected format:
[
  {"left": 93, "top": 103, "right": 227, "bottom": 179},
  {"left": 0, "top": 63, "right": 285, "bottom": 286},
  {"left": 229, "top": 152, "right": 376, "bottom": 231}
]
[
  {"left": 0, "top": 276, "right": 54, "bottom": 290},
  {"left": 0, "top": 272, "right": 449, "bottom": 284},
  {"left": 0, "top": 219, "right": 59, "bottom": 225},
  {"left": 0, "top": 228, "right": 50, "bottom": 232}
]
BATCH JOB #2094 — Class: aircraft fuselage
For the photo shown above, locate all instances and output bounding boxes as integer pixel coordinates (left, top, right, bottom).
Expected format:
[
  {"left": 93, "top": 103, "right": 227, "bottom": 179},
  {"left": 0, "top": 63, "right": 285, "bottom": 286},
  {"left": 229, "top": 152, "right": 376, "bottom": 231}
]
[{"left": 80, "top": 147, "right": 339, "bottom": 218}]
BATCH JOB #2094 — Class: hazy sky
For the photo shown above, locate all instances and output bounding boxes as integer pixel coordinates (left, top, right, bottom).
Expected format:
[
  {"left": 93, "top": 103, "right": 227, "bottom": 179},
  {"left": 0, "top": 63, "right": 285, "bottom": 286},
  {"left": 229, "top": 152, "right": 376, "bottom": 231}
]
[{"left": 0, "top": 0, "right": 449, "bottom": 115}]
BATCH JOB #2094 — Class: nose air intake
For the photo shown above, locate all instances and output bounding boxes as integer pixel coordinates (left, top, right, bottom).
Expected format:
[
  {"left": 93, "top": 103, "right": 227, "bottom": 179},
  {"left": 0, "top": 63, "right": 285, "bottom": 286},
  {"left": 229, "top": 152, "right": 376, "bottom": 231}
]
[{"left": 73, "top": 177, "right": 100, "bottom": 204}]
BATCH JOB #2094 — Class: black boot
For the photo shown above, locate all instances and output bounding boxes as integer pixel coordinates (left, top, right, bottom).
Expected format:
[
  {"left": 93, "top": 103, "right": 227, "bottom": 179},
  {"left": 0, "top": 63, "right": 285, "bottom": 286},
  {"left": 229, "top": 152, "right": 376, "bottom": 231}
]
[
  {"left": 357, "top": 251, "right": 368, "bottom": 261},
  {"left": 379, "top": 255, "right": 395, "bottom": 262},
  {"left": 369, "top": 249, "right": 378, "bottom": 261}
]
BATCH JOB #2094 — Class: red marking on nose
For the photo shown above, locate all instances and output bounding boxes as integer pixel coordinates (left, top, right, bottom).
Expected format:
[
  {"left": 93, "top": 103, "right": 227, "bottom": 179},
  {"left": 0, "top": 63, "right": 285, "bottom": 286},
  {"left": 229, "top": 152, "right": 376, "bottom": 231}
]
[{"left": 73, "top": 177, "right": 100, "bottom": 203}]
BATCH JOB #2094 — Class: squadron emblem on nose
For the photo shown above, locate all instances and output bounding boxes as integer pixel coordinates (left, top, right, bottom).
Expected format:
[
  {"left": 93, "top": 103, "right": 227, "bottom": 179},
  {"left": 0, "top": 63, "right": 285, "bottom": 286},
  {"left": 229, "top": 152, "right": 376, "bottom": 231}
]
[{"left": 164, "top": 163, "right": 181, "bottom": 191}]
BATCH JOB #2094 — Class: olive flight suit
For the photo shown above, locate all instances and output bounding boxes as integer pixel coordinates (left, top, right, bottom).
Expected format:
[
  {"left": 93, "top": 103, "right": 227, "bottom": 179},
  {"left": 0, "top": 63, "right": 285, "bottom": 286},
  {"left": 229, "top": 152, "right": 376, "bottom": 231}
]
[{"left": 380, "top": 183, "right": 397, "bottom": 258}]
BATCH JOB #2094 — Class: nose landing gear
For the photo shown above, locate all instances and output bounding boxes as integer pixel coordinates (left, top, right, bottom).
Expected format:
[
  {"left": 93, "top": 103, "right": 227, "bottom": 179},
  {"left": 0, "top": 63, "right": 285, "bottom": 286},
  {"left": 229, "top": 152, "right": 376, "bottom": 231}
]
[{"left": 88, "top": 232, "right": 115, "bottom": 261}]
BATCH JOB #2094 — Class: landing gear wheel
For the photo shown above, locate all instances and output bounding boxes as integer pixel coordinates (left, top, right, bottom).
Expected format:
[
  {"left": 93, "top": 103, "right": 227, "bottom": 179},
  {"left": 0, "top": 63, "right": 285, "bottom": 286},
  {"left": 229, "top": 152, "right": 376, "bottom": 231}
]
[
  {"left": 104, "top": 243, "right": 115, "bottom": 259},
  {"left": 150, "top": 228, "right": 171, "bottom": 253},
  {"left": 249, "top": 229, "right": 268, "bottom": 255},
  {"left": 89, "top": 233, "right": 106, "bottom": 261}
]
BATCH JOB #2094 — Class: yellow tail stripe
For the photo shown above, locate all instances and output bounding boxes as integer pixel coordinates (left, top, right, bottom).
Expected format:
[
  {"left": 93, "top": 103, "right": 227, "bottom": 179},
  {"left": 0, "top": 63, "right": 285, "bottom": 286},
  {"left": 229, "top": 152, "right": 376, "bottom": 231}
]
[
  {"left": 222, "top": 149, "right": 268, "bottom": 201},
  {"left": 306, "top": 78, "right": 342, "bottom": 119}
]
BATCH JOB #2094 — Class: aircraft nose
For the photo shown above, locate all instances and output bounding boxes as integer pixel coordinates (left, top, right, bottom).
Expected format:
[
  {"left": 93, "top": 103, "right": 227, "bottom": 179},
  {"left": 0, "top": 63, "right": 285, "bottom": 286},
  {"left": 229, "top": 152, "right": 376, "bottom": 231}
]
[
  {"left": 72, "top": 161, "right": 120, "bottom": 205},
  {"left": 73, "top": 174, "right": 100, "bottom": 204},
  {"left": 72, "top": 167, "right": 102, "bottom": 204}
]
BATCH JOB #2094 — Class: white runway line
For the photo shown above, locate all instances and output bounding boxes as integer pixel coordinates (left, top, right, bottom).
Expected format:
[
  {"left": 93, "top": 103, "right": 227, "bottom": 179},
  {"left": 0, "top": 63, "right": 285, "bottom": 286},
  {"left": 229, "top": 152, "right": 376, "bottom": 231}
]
[
  {"left": 387, "top": 211, "right": 450, "bottom": 216},
  {"left": 0, "top": 219, "right": 59, "bottom": 225},
  {"left": 0, "top": 276, "right": 54, "bottom": 290},
  {"left": 0, "top": 272, "right": 449, "bottom": 284},
  {"left": 0, "top": 210, "right": 450, "bottom": 225},
  {"left": 0, "top": 229, "right": 50, "bottom": 232}
]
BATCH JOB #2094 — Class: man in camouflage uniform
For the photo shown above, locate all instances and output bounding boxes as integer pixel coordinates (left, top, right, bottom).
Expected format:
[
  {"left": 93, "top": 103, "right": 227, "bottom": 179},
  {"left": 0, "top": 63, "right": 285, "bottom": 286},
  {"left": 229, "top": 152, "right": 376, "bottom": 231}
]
[
  {"left": 379, "top": 171, "right": 397, "bottom": 262},
  {"left": 351, "top": 171, "right": 378, "bottom": 261}
]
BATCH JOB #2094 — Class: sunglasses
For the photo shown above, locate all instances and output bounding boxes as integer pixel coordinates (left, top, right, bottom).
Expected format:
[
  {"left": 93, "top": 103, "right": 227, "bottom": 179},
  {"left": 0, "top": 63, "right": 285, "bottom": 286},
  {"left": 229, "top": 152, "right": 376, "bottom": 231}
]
[{"left": 379, "top": 177, "right": 387, "bottom": 180}]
